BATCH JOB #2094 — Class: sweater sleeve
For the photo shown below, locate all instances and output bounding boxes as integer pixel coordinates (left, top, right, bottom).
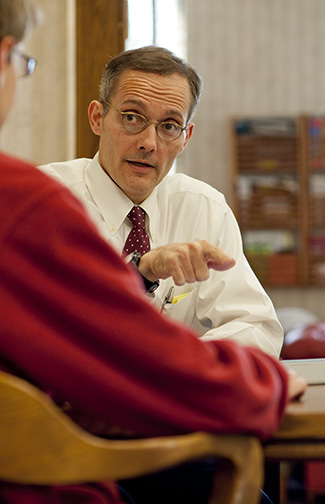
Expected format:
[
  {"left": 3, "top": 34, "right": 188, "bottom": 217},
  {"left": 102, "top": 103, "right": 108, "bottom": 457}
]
[{"left": 0, "top": 181, "right": 288, "bottom": 441}]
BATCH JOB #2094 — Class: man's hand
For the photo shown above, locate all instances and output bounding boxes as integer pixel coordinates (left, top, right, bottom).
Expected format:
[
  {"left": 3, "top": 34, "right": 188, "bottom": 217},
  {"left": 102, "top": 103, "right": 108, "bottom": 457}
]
[
  {"left": 137, "top": 240, "right": 235, "bottom": 286},
  {"left": 287, "top": 369, "right": 308, "bottom": 401}
]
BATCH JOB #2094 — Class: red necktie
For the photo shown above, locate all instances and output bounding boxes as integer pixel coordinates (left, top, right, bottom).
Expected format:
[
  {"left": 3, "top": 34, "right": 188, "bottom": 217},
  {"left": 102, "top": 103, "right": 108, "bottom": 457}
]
[{"left": 123, "top": 206, "right": 150, "bottom": 256}]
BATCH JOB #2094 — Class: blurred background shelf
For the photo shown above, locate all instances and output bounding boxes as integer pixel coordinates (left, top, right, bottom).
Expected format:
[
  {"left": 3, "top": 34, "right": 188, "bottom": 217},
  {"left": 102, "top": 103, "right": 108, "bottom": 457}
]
[{"left": 231, "top": 115, "right": 325, "bottom": 287}]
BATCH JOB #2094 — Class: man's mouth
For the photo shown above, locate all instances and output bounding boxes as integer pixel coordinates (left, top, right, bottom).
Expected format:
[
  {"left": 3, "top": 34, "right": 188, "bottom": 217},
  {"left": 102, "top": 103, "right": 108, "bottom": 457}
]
[{"left": 127, "top": 160, "right": 155, "bottom": 169}]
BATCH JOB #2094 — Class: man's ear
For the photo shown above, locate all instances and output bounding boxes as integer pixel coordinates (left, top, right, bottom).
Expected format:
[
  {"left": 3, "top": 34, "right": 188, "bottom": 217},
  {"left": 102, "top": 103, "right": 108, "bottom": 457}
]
[
  {"left": 0, "top": 37, "right": 15, "bottom": 91},
  {"left": 0, "top": 36, "right": 15, "bottom": 73},
  {"left": 88, "top": 100, "right": 104, "bottom": 136},
  {"left": 180, "top": 122, "right": 194, "bottom": 153}
]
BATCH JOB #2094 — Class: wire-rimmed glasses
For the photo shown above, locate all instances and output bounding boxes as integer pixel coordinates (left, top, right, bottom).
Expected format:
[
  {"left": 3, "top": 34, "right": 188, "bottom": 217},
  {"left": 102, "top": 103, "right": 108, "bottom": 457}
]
[
  {"left": 102, "top": 100, "right": 188, "bottom": 142},
  {"left": 11, "top": 47, "right": 36, "bottom": 78}
]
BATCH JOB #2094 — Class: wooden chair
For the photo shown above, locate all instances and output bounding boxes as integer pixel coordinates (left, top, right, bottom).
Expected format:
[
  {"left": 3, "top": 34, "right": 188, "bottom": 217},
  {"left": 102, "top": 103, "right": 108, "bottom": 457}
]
[{"left": 0, "top": 370, "right": 263, "bottom": 504}]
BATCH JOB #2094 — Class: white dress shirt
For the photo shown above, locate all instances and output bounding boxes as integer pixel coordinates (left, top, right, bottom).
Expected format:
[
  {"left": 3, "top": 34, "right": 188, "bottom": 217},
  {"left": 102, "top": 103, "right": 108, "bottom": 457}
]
[{"left": 39, "top": 153, "right": 283, "bottom": 357}]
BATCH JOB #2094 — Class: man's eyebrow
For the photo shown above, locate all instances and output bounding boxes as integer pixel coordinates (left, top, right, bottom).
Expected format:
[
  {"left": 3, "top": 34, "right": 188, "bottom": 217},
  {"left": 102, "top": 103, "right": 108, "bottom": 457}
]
[
  {"left": 119, "top": 99, "right": 143, "bottom": 109},
  {"left": 120, "top": 99, "right": 184, "bottom": 121}
]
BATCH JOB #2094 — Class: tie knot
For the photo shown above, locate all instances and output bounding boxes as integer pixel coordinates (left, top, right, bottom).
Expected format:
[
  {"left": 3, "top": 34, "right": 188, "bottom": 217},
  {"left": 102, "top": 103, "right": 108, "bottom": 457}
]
[{"left": 127, "top": 206, "right": 146, "bottom": 229}]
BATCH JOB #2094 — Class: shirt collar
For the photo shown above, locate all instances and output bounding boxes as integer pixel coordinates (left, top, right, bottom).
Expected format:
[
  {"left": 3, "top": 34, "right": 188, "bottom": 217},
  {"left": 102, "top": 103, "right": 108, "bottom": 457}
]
[
  {"left": 85, "top": 153, "right": 158, "bottom": 238},
  {"left": 139, "top": 188, "right": 159, "bottom": 242}
]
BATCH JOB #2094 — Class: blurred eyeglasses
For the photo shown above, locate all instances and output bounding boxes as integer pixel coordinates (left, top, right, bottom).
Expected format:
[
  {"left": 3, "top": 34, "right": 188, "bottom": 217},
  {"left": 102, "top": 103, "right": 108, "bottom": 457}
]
[{"left": 11, "top": 47, "right": 37, "bottom": 78}]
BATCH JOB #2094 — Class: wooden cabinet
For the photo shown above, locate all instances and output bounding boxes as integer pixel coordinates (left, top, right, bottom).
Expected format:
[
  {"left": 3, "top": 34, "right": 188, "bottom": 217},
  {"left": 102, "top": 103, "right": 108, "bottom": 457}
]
[
  {"left": 230, "top": 116, "right": 315, "bottom": 286},
  {"left": 304, "top": 116, "right": 325, "bottom": 285}
]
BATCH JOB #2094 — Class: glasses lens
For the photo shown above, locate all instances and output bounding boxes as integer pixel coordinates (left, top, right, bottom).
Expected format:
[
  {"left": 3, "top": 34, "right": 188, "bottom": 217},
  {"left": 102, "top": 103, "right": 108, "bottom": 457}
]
[
  {"left": 11, "top": 49, "right": 36, "bottom": 78},
  {"left": 26, "top": 57, "right": 36, "bottom": 76},
  {"left": 118, "top": 107, "right": 185, "bottom": 142},
  {"left": 157, "top": 122, "right": 182, "bottom": 141},
  {"left": 122, "top": 113, "right": 147, "bottom": 133}
]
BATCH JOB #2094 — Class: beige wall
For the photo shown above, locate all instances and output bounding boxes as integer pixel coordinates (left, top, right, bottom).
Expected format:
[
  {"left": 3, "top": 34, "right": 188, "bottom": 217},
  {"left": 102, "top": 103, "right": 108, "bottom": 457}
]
[
  {"left": 184, "top": 0, "right": 325, "bottom": 197},
  {"left": 0, "top": 0, "right": 75, "bottom": 165},
  {"left": 181, "top": 0, "right": 325, "bottom": 318}
]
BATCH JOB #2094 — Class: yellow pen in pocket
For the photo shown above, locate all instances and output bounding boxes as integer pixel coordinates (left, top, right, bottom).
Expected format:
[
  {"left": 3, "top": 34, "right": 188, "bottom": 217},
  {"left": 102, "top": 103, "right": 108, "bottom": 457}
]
[{"left": 171, "top": 292, "right": 190, "bottom": 304}]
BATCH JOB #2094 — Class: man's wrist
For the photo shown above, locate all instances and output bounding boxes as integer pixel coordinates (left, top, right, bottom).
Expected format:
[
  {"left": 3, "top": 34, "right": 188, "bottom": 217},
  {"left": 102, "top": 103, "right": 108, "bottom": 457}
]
[{"left": 126, "top": 252, "right": 160, "bottom": 294}]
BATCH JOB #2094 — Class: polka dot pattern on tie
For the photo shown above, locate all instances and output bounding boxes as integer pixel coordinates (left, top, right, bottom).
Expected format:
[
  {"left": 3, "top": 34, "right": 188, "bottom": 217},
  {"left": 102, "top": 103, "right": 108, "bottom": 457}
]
[{"left": 123, "top": 206, "right": 151, "bottom": 256}]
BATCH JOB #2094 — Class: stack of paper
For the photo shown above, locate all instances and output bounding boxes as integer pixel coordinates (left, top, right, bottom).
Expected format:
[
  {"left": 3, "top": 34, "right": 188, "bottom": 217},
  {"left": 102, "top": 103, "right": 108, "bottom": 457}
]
[{"left": 282, "top": 358, "right": 325, "bottom": 385}]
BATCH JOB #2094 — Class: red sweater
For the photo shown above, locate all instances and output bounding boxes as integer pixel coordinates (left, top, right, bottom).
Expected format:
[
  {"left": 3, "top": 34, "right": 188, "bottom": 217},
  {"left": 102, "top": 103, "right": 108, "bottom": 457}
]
[{"left": 0, "top": 152, "right": 289, "bottom": 503}]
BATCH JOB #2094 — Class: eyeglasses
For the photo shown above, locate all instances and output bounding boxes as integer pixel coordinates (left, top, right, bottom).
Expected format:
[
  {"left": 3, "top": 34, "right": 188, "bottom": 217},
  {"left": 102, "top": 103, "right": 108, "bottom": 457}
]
[
  {"left": 102, "top": 100, "right": 188, "bottom": 142},
  {"left": 11, "top": 47, "right": 36, "bottom": 78}
]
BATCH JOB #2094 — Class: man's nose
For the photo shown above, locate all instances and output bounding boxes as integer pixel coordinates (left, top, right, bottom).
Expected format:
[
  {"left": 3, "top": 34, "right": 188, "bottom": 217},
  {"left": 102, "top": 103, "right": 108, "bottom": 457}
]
[{"left": 137, "top": 123, "right": 158, "bottom": 151}]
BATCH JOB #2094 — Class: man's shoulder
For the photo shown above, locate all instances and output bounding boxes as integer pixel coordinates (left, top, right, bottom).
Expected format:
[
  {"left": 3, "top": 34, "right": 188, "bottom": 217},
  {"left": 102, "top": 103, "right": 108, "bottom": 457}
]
[
  {"left": 38, "top": 157, "right": 91, "bottom": 185},
  {"left": 0, "top": 152, "right": 83, "bottom": 224},
  {"left": 0, "top": 151, "right": 36, "bottom": 173},
  {"left": 1, "top": 151, "right": 59, "bottom": 191},
  {"left": 159, "top": 172, "right": 225, "bottom": 203}
]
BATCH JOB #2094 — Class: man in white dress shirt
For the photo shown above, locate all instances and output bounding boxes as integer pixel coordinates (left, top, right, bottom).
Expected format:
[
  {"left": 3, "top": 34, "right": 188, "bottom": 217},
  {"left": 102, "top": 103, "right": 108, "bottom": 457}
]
[{"left": 40, "top": 45, "right": 283, "bottom": 357}]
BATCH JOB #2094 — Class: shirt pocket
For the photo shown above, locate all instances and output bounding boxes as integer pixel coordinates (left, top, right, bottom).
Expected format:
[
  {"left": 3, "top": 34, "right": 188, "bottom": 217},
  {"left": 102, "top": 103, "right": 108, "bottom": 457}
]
[{"left": 164, "top": 289, "right": 196, "bottom": 326}]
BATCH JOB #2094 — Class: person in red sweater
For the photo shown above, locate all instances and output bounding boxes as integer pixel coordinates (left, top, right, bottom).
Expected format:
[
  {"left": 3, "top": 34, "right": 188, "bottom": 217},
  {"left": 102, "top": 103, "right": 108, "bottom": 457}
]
[{"left": 0, "top": 1, "right": 306, "bottom": 503}]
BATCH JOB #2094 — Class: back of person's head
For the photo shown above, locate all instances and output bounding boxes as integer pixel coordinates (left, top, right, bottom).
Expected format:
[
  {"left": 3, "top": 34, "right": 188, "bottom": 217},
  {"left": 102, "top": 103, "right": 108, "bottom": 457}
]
[
  {"left": 0, "top": 0, "right": 39, "bottom": 128},
  {"left": 0, "top": 0, "right": 37, "bottom": 43},
  {"left": 100, "top": 45, "right": 203, "bottom": 122}
]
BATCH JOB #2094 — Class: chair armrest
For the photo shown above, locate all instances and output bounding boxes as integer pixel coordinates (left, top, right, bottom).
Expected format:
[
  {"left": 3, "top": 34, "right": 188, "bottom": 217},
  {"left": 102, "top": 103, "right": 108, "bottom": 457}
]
[{"left": 0, "top": 371, "right": 263, "bottom": 504}]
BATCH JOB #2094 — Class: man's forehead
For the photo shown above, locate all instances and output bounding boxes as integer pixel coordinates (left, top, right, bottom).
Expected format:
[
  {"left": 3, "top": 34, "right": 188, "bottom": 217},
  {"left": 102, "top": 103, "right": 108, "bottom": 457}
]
[{"left": 114, "top": 70, "right": 192, "bottom": 114}]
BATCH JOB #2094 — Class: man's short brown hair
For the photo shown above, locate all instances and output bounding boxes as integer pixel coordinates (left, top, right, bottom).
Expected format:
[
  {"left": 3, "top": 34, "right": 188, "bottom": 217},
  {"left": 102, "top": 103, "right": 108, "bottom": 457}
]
[{"left": 100, "top": 46, "right": 202, "bottom": 122}]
